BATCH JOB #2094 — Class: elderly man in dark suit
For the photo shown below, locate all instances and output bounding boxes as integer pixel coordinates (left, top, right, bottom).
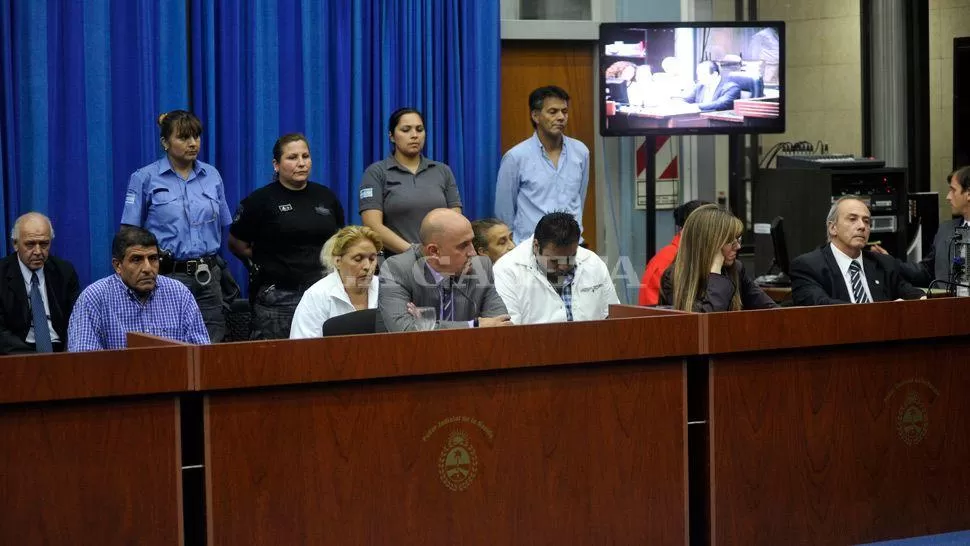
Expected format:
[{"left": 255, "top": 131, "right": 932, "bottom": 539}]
[
  {"left": 683, "top": 61, "right": 742, "bottom": 112},
  {"left": 379, "top": 209, "right": 511, "bottom": 332},
  {"left": 791, "top": 197, "right": 925, "bottom": 306},
  {"left": 0, "top": 212, "right": 80, "bottom": 354}
]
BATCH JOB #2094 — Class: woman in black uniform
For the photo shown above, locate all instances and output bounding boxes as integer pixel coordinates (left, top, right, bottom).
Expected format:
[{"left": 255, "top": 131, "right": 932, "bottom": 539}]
[{"left": 228, "top": 133, "right": 345, "bottom": 339}]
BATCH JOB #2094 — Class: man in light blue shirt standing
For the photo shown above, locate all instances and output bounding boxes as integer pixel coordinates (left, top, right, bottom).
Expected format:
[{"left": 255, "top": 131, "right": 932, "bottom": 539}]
[{"left": 495, "top": 86, "right": 590, "bottom": 244}]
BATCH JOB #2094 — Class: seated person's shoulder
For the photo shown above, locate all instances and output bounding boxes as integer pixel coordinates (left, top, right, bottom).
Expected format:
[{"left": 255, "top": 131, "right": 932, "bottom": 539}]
[
  {"left": 578, "top": 246, "right": 609, "bottom": 270},
  {"left": 790, "top": 247, "right": 822, "bottom": 267},
  {"left": 468, "top": 254, "right": 496, "bottom": 277},
  {"left": 658, "top": 265, "right": 675, "bottom": 304},
  {"left": 48, "top": 254, "right": 78, "bottom": 274},
  {"left": 865, "top": 249, "right": 904, "bottom": 269}
]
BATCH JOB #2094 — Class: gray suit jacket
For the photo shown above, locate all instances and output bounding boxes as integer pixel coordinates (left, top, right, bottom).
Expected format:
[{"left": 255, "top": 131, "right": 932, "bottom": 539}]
[
  {"left": 378, "top": 246, "right": 508, "bottom": 332},
  {"left": 897, "top": 218, "right": 965, "bottom": 286}
]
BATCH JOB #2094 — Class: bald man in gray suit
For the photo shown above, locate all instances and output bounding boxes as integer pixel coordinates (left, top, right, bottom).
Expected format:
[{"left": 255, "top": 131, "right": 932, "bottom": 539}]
[{"left": 378, "top": 209, "right": 511, "bottom": 332}]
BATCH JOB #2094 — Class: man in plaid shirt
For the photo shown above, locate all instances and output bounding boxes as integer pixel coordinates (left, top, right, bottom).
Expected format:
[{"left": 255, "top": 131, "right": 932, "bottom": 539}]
[{"left": 68, "top": 226, "right": 210, "bottom": 351}]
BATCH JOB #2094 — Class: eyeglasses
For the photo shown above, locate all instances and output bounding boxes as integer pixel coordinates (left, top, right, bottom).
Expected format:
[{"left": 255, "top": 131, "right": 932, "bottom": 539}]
[{"left": 730, "top": 236, "right": 742, "bottom": 248}]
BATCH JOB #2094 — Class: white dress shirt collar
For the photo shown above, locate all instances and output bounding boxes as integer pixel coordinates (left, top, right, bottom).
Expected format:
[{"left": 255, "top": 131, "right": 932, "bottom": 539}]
[{"left": 829, "top": 243, "right": 872, "bottom": 303}]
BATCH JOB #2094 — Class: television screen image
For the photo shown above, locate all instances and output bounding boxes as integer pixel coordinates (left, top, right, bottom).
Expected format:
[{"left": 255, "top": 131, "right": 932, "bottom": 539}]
[{"left": 599, "top": 21, "right": 785, "bottom": 136}]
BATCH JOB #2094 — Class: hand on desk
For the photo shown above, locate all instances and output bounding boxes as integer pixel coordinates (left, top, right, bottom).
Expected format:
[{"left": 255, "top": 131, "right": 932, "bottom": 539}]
[{"left": 479, "top": 315, "right": 512, "bottom": 327}]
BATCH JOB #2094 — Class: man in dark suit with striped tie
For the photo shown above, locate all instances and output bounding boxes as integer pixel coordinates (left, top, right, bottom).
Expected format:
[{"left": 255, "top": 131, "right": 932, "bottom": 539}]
[
  {"left": 790, "top": 196, "right": 925, "bottom": 306},
  {"left": 0, "top": 212, "right": 80, "bottom": 354}
]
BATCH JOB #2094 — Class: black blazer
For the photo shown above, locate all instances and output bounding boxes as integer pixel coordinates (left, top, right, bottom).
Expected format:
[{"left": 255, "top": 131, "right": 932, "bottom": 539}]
[
  {"left": 0, "top": 254, "right": 80, "bottom": 354},
  {"left": 791, "top": 244, "right": 924, "bottom": 306},
  {"left": 896, "top": 218, "right": 964, "bottom": 287},
  {"left": 658, "top": 260, "right": 778, "bottom": 312}
]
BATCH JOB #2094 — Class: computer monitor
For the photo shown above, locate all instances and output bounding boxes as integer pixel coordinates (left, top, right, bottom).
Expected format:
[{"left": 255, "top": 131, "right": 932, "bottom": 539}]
[
  {"left": 599, "top": 21, "right": 785, "bottom": 136},
  {"left": 755, "top": 215, "right": 792, "bottom": 286},
  {"left": 769, "top": 215, "right": 791, "bottom": 282}
]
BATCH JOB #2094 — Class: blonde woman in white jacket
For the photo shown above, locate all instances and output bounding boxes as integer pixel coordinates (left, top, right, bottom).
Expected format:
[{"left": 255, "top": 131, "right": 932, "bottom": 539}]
[{"left": 289, "top": 226, "right": 382, "bottom": 338}]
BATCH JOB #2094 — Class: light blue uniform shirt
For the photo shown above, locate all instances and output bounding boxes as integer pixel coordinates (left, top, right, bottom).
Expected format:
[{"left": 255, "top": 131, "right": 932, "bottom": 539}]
[
  {"left": 494, "top": 133, "right": 590, "bottom": 243},
  {"left": 121, "top": 156, "right": 232, "bottom": 260}
]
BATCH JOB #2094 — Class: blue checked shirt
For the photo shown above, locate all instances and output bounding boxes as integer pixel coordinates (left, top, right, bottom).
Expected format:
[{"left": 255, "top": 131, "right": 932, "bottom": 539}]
[
  {"left": 555, "top": 271, "right": 576, "bottom": 322},
  {"left": 67, "top": 274, "right": 210, "bottom": 352}
]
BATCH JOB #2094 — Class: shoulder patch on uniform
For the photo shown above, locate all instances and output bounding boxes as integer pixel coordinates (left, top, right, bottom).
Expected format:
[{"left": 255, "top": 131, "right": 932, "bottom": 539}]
[{"left": 360, "top": 187, "right": 374, "bottom": 199}]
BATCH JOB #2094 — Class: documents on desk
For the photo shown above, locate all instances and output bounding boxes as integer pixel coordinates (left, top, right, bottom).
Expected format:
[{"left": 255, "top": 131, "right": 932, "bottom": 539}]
[
  {"left": 700, "top": 110, "right": 745, "bottom": 123},
  {"left": 618, "top": 101, "right": 701, "bottom": 118}
]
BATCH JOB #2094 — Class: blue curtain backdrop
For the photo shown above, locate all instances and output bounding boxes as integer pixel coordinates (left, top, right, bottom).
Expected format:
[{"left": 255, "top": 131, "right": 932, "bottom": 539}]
[
  {"left": 1, "top": 0, "right": 500, "bottom": 294},
  {"left": 191, "top": 0, "right": 500, "bottom": 294},
  {"left": 0, "top": 0, "right": 190, "bottom": 286}
]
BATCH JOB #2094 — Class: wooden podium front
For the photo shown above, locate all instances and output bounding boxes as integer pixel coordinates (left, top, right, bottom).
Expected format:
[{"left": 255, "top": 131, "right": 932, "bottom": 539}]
[
  {"left": 198, "top": 316, "right": 698, "bottom": 546},
  {"left": 0, "top": 341, "right": 194, "bottom": 546},
  {"left": 704, "top": 299, "right": 970, "bottom": 545}
]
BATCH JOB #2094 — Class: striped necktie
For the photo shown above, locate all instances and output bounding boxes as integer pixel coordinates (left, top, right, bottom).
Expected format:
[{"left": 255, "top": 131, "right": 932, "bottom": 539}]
[
  {"left": 849, "top": 261, "right": 870, "bottom": 304},
  {"left": 30, "top": 272, "right": 54, "bottom": 352},
  {"left": 440, "top": 279, "right": 455, "bottom": 321}
]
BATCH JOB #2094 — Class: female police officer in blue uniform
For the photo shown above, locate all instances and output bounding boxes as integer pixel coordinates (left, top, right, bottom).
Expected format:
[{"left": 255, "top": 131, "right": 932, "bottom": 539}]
[{"left": 121, "top": 110, "right": 233, "bottom": 342}]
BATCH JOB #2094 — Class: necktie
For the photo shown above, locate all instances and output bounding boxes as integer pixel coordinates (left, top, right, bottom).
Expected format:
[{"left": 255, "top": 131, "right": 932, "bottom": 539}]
[
  {"left": 849, "top": 261, "right": 870, "bottom": 304},
  {"left": 30, "top": 272, "right": 54, "bottom": 352},
  {"left": 440, "top": 279, "right": 455, "bottom": 322}
]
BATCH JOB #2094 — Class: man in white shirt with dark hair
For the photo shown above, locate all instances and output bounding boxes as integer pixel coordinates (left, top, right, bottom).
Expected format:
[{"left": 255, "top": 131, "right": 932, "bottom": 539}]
[{"left": 494, "top": 211, "right": 618, "bottom": 324}]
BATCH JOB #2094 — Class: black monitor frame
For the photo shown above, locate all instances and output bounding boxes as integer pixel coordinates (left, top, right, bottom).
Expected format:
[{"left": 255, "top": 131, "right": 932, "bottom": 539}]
[
  {"left": 770, "top": 215, "right": 791, "bottom": 279},
  {"left": 599, "top": 20, "right": 786, "bottom": 136}
]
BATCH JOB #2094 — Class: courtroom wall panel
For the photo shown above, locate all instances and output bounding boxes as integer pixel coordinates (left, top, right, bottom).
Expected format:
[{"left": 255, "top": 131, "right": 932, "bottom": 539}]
[{"left": 500, "top": 40, "right": 598, "bottom": 250}]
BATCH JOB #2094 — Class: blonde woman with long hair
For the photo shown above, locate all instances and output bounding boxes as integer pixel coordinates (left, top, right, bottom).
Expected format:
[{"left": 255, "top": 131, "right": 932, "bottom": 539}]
[
  {"left": 659, "top": 204, "right": 777, "bottom": 312},
  {"left": 289, "top": 226, "right": 383, "bottom": 338}
]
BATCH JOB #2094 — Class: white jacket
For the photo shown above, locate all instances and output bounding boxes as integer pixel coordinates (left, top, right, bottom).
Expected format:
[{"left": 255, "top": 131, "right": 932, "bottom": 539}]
[
  {"left": 290, "top": 272, "right": 379, "bottom": 338},
  {"left": 493, "top": 237, "right": 619, "bottom": 325}
]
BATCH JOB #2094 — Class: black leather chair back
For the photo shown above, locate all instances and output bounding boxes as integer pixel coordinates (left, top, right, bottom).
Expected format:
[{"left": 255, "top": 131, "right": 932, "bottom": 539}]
[{"left": 321, "top": 308, "right": 379, "bottom": 337}]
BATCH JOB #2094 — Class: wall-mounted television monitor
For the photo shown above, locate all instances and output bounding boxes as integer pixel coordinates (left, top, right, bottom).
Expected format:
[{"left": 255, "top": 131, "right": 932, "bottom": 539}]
[{"left": 599, "top": 21, "right": 785, "bottom": 136}]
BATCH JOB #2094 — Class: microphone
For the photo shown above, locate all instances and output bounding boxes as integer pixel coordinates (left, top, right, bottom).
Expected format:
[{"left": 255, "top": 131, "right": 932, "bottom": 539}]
[
  {"left": 449, "top": 273, "right": 480, "bottom": 323},
  {"left": 927, "top": 278, "right": 970, "bottom": 296}
]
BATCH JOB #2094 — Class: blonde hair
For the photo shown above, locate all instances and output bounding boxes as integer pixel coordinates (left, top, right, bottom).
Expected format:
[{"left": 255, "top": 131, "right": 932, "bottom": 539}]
[
  {"left": 672, "top": 204, "right": 744, "bottom": 312},
  {"left": 319, "top": 226, "right": 383, "bottom": 273}
]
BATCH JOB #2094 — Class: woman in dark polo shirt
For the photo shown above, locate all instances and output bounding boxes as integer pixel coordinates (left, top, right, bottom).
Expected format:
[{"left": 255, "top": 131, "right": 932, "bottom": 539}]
[{"left": 359, "top": 107, "right": 462, "bottom": 255}]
